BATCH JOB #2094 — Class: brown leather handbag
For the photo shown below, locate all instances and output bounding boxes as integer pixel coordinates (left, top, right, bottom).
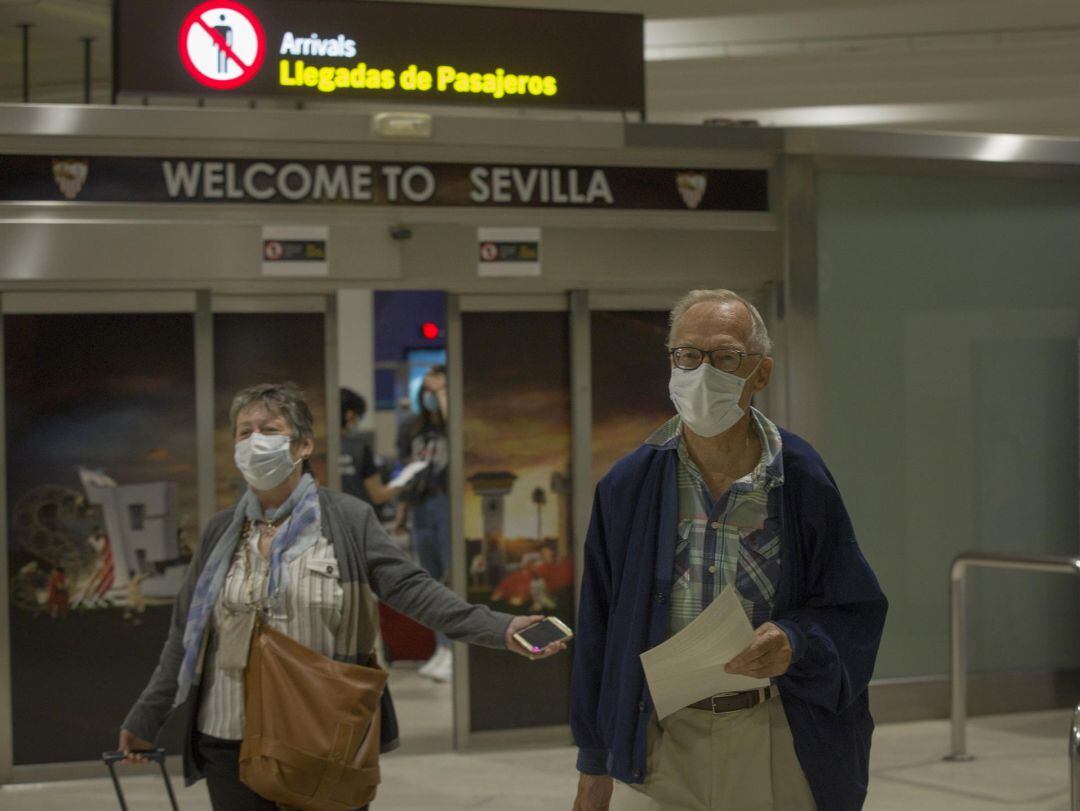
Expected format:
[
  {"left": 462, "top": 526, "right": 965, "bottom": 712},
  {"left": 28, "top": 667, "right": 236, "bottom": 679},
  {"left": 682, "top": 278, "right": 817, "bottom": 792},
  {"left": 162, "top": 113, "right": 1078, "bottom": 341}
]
[{"left": 239, "top": 618, "right": 388, "bottom": 810}]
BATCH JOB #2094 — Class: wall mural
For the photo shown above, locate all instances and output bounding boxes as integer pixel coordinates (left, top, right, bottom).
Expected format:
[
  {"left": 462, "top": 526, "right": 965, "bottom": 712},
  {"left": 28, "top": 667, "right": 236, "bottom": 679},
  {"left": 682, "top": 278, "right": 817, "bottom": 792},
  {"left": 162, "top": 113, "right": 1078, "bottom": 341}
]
[
  {"left": 5, "top": 311, "right": 328, "bottom": 764},
  {"left": 590, "top": 310, "right": 674, "bottom": 485},
  {"left": 5, "top": 313, "right": 197, "bottom": 764},
  {"left": 462, "top": 311, "right": 573, "bottom": 731}
]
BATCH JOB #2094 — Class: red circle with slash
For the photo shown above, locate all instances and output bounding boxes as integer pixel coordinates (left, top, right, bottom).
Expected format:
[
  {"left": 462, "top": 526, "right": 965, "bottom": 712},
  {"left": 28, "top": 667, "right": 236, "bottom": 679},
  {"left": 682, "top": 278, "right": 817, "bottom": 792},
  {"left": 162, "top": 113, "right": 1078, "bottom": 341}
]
[{"left": 178, "top": 0, "right": 266, "bottom": 90}]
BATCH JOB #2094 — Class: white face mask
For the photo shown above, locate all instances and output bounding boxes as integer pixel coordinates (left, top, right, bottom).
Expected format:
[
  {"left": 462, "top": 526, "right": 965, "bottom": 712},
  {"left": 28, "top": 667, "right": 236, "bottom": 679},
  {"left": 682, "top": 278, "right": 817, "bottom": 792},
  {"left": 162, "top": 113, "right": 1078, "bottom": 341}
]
[
  {"left": 668, "top": 361, "right": 758, "bottom": 438},
  {"left": 234, "top": 433, "right": 301, "bottom": 491},
  {"left": 421, "top": 390, "right": 440, "bottom": 413}
]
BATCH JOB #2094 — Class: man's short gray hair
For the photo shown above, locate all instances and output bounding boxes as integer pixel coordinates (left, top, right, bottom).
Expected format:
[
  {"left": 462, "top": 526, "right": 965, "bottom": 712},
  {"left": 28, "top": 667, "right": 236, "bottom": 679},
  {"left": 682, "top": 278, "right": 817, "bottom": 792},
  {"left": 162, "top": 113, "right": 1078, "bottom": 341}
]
[
  {"left": 229, "top": 382, "right": 315, "bottom": 442},
  {"left": 667, "top": 289, "right": 773, "bottom": 356}
]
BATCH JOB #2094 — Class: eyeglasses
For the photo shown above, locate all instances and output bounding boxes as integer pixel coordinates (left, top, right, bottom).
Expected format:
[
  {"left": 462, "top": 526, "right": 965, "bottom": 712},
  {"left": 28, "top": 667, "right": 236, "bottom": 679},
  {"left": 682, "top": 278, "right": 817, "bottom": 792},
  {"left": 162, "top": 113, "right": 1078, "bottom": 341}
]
[{"left": 669, "top": 346, "right": 761, "bottom": 373}]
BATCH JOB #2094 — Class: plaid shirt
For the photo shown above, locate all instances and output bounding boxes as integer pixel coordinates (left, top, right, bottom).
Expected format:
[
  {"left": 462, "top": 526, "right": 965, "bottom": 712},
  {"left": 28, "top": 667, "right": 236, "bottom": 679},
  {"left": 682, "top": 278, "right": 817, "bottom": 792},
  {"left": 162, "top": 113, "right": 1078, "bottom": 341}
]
[{"left": 651, "top": 408, "right": 784, "bottom": 636}]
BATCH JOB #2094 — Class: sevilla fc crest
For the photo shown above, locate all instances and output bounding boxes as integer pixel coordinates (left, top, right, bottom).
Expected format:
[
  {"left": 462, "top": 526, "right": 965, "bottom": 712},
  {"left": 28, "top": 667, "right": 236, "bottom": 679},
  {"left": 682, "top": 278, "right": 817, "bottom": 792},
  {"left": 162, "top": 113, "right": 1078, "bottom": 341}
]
[
  {"left": 53, "top": 159, "right": 89, "bottom": 200},
  {"left": 676, "top": 171, "right": 707, "bottom": 210}
]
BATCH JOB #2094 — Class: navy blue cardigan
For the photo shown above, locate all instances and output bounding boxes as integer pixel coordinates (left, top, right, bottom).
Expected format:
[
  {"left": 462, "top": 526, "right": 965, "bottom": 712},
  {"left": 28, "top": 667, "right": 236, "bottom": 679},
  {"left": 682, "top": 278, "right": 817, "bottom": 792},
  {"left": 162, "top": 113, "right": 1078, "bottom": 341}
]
[{"left": 571, "top": 427, "right": 887, "bottom": 811}]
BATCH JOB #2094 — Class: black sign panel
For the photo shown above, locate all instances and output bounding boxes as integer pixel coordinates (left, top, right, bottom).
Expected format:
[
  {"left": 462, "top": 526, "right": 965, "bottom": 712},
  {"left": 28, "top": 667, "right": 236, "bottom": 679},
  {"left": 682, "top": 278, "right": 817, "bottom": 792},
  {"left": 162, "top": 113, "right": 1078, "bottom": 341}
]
[
  {"left": 4, "top": 155, "right": 770, "bottom": 212},
  {"left": 263, "top": 238, "right": 327, "bottom": 262},
  {"left": 479, "top": 240, "right": 540, "bottom": 263},
  {"left": 114, "top": 0, "right": 644, "bottom": 112}
]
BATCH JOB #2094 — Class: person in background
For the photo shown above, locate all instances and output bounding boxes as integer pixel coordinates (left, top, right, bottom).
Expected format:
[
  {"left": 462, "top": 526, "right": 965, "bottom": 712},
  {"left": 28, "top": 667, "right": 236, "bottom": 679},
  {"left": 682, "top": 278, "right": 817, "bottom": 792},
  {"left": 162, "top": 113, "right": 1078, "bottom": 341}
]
[
  {"left": 396, "top": 365, "right": 453, "bottom": 682},
  {"left": 340, "top": 388, "right": 396, "bottom": 670},
  {"left": 340, "top": 388, "right": 398, "bottom": 507},
  {"left": 395, "top": 394, "right": 421, "bottom": 464}
]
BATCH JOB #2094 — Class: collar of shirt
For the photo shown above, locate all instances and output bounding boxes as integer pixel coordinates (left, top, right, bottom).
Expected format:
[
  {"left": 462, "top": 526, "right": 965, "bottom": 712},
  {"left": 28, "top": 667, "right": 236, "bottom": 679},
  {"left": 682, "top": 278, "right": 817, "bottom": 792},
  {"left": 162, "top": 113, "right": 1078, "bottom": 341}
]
[
  {"left": 648, "top": 408, "right": 785, "bottom": 490},
  {"left": 244, "top": 515, "right": 322, "bottom": 559}
]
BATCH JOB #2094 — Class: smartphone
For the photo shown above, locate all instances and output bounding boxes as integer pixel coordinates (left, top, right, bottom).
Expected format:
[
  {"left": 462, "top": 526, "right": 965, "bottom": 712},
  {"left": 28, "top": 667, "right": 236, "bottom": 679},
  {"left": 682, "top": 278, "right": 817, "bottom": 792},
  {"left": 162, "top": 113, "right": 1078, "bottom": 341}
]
[{"left": 512, "top": 617, "right": 574, "bottom": 653}]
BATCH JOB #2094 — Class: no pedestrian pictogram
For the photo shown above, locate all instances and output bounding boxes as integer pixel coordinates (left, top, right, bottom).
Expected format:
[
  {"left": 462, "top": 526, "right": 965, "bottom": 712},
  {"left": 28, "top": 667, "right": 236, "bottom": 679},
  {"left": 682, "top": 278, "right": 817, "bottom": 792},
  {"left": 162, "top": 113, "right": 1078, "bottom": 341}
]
[
  {"left": 178, "top": 0, "right": 266, "bottom": 90},
  {"left": 479, "top": 242, "right": 499, "bottom": 262}
]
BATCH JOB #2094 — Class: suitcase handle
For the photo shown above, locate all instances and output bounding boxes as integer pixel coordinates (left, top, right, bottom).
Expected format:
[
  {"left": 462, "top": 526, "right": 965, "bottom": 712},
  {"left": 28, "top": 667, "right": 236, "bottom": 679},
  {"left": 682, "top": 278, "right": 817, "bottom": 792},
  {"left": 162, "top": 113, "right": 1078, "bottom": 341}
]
[
  {"left": 102, "top": 748, "right": 165, "bottom": 764},
  {"left": 102, "top": 748, "right": 179, "bottom": 811}
]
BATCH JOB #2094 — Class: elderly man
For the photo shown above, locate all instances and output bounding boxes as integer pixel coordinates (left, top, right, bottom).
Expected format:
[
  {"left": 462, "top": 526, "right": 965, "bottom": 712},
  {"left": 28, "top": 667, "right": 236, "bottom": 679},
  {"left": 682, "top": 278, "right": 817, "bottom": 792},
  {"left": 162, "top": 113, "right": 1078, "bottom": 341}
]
[{"left": 571, "top": 289, "right": 887, "bottom": 811}]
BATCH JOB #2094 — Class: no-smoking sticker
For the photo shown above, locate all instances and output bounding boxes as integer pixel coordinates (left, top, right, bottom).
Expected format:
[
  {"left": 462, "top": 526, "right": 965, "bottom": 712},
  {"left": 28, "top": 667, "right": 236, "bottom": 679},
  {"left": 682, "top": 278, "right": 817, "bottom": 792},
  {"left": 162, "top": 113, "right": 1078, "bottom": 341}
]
[
  {"left": 477, "top": 228, "right": 541, "bottom": 277},
  {"left": 178, "top": 0, "right": 266, "bottom": 90}
]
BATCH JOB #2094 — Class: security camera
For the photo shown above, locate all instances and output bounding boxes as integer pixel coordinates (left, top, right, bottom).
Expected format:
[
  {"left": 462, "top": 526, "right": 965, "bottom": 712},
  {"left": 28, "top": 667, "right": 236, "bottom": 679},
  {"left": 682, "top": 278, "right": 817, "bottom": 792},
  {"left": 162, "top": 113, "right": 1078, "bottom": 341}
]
[{"left": 389, "top": 225, "right": 413, "bottom": 241}]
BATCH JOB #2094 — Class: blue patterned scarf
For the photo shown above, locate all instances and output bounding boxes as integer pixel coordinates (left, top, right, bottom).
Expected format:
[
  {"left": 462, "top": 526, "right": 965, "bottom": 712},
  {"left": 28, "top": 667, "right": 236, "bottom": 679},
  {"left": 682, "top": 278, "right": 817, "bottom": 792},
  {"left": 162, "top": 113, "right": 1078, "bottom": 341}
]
[{"left": 174, "top": 474, "right": 321, "bottom": 707}]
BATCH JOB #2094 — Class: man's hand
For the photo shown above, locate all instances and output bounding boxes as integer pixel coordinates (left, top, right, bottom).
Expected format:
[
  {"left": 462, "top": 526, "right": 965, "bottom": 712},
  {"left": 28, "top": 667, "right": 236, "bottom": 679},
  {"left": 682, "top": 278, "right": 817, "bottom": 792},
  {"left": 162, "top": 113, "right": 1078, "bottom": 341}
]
[
  {"left": 505, "top": 615, "right": 568, "bottom": 660},
  {"left": 724, "top": 621, "right": 792, "bottom": 678},
  {"left": 572, "top": 774, "right": 614, "bottom": 811}
]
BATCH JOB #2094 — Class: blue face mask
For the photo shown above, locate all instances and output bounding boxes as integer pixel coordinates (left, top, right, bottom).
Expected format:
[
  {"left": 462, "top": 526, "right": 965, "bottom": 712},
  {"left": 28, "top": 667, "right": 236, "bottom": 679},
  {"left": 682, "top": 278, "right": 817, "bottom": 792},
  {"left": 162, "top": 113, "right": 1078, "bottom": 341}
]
[{"left": 422, "top": 390, "right": 440, "bottom": 412}]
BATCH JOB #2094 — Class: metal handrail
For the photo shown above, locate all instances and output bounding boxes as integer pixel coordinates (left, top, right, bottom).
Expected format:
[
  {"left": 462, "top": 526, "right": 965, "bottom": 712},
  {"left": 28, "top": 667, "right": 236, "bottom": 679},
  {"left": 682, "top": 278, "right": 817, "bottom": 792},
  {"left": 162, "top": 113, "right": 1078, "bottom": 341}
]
[
  {"left": 1071, "top": 704, "right": 1080, "bottom": 810},
  {"left": 946, "top": 551, "right": 1080, "bottom": 762}
]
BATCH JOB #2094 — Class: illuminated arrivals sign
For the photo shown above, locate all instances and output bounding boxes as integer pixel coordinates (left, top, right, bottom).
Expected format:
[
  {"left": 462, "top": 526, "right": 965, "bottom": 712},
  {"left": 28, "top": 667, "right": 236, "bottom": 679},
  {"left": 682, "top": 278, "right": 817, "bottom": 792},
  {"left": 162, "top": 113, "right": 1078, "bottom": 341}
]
[
  {"left": 115, "top": 0, "right": 644, "bottom": 112},
  {"left": 2, "top": 155, "right": 769, "bottom": 212}
]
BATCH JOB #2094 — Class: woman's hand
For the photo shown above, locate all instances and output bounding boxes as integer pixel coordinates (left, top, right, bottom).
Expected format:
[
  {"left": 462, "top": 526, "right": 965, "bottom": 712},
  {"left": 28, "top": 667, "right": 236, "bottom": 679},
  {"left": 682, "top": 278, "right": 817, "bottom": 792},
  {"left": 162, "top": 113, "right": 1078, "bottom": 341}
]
[
  {"left": 392, "top": 502, "right": 410, "bottom": 535},
  {"left": 505, "top": 615, "right": 568, "bottom": 660},
  {"left": 117, "top": 729, "right": 154, "bottom": 764}
]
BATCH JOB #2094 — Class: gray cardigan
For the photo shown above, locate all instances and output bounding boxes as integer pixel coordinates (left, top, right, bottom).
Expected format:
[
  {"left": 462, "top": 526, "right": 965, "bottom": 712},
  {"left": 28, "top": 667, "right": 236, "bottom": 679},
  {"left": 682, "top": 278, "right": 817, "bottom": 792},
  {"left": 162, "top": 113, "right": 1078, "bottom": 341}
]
[{"left": 122, "top": 487, "right": 513, "bottom": 784}]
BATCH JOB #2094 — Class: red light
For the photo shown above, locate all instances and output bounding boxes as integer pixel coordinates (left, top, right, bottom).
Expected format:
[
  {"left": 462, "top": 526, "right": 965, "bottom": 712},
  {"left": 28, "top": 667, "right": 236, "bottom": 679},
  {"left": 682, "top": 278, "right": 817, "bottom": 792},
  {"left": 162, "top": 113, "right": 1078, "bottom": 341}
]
[{"left": 421, "top": 322, "right": 440, "bottom": 340}]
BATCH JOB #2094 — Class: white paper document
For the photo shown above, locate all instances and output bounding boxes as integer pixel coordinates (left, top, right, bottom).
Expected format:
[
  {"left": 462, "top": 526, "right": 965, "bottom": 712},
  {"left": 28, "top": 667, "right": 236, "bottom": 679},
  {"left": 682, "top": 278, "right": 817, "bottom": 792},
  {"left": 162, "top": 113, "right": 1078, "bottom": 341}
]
[
  {"left": 387, "top": 460, "right": 430, "bottom": 489},
  {"left": 640, "top": 586, "right": 770, "bottom": 719}
]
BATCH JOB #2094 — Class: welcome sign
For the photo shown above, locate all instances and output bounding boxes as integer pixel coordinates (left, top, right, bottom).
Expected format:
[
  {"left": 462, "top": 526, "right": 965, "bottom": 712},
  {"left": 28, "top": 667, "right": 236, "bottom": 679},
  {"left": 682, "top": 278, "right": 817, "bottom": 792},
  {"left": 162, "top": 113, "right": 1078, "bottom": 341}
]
[
  {"left": 1, "top": 155, "right": 770, "bottom": 212},
  {"left": 114, "top": 0, "right": 645, "bottom": 112}
]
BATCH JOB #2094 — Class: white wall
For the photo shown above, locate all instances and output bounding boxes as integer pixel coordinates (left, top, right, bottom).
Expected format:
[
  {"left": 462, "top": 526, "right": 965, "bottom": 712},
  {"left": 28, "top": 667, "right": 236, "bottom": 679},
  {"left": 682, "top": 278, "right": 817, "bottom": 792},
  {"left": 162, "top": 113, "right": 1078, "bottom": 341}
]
[{"left": 818, "top": 171, "right": 1080, "bottom": 680}]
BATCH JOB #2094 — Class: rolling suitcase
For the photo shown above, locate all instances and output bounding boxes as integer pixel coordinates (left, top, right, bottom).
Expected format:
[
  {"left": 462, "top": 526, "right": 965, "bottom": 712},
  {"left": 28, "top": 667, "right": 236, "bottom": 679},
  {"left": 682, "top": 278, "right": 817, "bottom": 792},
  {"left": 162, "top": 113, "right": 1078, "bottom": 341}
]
[{"left": 102, "top": 748, "right": 180, "bottom": 811}]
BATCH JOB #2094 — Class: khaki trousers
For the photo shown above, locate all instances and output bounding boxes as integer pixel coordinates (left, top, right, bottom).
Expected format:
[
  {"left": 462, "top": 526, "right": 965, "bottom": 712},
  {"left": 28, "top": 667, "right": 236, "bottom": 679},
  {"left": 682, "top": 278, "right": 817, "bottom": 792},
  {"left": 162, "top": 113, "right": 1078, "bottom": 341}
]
[{"left": 613, "top": 695, "right": 816, "bottom": 811}]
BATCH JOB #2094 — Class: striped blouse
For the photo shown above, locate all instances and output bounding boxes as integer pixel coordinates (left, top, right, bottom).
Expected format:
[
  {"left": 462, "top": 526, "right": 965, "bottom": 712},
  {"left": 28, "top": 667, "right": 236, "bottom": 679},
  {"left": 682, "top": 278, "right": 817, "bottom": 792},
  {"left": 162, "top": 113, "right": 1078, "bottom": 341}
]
[{"left": 196, "top": 520, "right": 344, "bottom": 740}]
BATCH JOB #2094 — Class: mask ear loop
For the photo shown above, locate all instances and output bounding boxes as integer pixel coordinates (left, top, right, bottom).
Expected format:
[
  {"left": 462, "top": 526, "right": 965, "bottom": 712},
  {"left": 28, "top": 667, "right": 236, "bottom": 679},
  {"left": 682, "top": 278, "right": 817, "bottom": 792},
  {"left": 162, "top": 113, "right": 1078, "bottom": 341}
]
[
  {"left": 289, "top": 433, "right": 312, "bottom": 472},
  {"left": 742, "top": 357, "right": 767, "bottom": 410}
]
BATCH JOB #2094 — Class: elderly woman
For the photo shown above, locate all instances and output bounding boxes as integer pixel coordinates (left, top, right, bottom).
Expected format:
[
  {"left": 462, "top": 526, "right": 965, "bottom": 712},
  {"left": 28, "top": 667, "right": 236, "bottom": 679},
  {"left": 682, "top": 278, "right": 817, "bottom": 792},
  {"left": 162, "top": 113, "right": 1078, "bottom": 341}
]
[{"left": 118, "top": 382, "right": 561, "bottom": 810}]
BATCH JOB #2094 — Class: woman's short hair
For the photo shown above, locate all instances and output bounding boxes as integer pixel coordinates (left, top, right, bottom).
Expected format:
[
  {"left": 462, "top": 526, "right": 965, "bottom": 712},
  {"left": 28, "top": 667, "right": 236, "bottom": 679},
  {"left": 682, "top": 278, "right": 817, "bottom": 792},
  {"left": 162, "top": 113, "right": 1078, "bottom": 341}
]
[{"left": 230, "top": 382, "right": 315, "bottom": 442}]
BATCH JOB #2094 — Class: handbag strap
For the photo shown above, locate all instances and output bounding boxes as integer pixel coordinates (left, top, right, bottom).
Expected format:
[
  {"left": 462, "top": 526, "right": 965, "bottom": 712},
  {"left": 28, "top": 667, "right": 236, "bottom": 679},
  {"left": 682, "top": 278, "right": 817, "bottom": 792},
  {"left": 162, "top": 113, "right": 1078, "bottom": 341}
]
[{"left": 244, "top": 616, "right": 265, "bottom": 739}]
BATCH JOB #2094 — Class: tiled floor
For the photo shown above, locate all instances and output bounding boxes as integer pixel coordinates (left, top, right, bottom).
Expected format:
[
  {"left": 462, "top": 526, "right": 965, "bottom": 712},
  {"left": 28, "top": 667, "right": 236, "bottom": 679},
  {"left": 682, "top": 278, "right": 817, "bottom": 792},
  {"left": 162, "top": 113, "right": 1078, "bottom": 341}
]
[{"left": 2, "top": 665, "right": 1073, "bottom": 810}]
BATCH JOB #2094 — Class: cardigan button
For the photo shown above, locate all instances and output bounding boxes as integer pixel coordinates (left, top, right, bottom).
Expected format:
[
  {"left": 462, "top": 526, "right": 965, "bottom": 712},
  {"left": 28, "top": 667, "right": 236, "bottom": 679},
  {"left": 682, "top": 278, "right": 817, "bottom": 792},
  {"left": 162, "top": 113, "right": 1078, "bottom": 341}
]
[
  {"left": 633, "top": 769, "right": 642, "bottom": 780},
  {"left": 638, "top": 701, "right": 646, "bottom": 712},
  {"left": 655, "top": 593, "right": 666, "bottom": 604}
]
